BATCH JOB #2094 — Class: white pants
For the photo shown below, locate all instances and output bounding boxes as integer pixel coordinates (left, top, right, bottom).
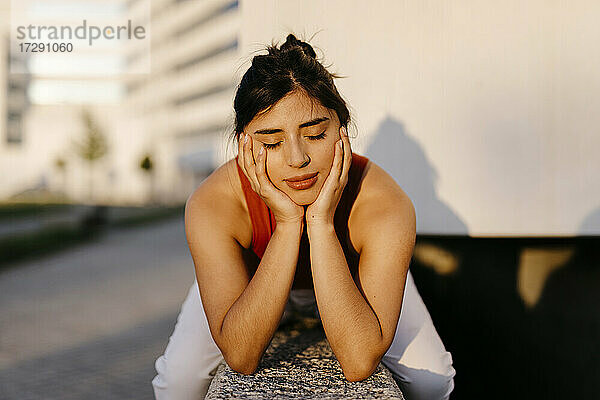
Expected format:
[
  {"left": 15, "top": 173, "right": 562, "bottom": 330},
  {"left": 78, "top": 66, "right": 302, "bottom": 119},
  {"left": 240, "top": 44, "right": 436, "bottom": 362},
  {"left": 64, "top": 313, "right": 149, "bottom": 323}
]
[{"left": 152, "top": 270, "right": 455, "bottom": 400}]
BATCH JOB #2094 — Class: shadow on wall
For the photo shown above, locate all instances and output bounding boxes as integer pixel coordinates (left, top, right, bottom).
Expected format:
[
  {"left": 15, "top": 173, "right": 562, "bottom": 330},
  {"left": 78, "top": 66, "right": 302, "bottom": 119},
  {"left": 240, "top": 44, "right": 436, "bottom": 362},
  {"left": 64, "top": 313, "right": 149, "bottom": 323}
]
[
  {"left": 363, "top": 117, "right": 600, "bottom": 399},
  {"left": 364, "top": 116, "right": 468, "bottom": 235},
  {"left": 579, "top": 206, "right": 600, "bottom": 235}
]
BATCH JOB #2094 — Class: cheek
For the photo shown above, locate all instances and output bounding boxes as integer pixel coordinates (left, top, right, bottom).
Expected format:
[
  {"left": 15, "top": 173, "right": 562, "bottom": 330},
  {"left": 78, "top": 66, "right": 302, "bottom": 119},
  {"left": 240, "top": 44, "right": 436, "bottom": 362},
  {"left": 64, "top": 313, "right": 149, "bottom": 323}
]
[
  {"left": 315, "top": 146, "right": 335, "bottom": 169},
  {"left": 264, "top": 155, "right": 283, "bottom": 184},
  {"left": 326, "top": 150, "right": 336, "bottom": 167}
]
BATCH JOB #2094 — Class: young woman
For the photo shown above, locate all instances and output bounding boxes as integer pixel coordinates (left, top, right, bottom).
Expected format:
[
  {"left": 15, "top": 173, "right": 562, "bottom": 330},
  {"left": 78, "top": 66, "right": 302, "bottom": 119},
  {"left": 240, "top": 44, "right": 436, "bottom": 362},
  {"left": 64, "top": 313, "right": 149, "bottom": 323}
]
[{"left": 152, "top": 34, "right": 455, "bottom": 400}]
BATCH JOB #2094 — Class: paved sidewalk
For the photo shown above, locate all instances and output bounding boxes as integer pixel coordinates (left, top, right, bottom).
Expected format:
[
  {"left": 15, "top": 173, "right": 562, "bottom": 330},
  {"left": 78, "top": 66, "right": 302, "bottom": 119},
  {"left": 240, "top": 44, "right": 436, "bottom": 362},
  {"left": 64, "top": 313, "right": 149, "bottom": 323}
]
[{"left": 0, "top": 217, "right": 195, "bottom": 400}]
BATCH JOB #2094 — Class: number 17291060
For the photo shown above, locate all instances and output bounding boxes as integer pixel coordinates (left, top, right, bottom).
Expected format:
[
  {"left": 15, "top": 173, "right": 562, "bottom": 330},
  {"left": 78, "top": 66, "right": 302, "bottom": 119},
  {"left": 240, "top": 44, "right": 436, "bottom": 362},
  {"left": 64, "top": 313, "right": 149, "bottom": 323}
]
[{"left": 19, "top": 42, "right": 73, "bottom": 52}]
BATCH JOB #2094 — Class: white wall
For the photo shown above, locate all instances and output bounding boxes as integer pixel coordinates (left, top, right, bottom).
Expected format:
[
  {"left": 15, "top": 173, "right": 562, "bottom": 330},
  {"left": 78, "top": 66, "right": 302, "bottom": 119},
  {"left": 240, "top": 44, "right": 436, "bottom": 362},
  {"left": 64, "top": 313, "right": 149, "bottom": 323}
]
[{"left": 239, "top": 0, "right": 600, "bottom": 236}]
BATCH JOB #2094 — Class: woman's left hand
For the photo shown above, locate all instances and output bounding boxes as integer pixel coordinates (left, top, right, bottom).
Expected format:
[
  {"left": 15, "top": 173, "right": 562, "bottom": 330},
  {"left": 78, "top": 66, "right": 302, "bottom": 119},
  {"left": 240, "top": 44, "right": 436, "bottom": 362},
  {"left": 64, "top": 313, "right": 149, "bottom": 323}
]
[{"left": 306, "top": 126, "right": 352, "bottom": 226}]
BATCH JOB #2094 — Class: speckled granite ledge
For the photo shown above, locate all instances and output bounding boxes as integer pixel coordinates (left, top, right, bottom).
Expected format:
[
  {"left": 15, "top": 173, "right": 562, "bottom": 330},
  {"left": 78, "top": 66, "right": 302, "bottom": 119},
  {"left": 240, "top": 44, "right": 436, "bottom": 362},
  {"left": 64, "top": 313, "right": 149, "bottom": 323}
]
[{"left": 205, "top": 314, "right": 404, "bottom": 399}]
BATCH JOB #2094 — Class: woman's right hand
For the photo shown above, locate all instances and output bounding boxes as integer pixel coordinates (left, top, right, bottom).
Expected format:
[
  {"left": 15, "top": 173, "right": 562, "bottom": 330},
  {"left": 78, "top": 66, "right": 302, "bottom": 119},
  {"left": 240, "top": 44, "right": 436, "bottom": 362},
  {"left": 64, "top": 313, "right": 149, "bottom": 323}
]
[{"left": 237, "top": 133, "right": 305, "bottom": 226}]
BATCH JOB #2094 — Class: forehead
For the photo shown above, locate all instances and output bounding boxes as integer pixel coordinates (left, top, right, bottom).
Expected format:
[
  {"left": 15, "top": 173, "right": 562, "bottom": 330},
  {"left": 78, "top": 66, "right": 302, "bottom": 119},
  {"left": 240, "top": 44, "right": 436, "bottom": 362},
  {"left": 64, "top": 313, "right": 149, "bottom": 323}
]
[{"left": 250, "top": 90, "right": 334, "bottom": 128}]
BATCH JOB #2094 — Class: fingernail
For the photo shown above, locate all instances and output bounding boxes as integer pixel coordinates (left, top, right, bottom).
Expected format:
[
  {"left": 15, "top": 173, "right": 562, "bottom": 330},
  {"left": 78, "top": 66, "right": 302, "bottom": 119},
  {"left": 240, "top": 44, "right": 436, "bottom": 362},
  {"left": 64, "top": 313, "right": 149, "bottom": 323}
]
[
  {"left": 338, "top": 140, "right": 342, "bottom": 147},
  {"left": 259, "top": 145, "right": 264, "bottom": 155},
  {"left": 244, "top": 134, "right": 249, "bottom": 144}
]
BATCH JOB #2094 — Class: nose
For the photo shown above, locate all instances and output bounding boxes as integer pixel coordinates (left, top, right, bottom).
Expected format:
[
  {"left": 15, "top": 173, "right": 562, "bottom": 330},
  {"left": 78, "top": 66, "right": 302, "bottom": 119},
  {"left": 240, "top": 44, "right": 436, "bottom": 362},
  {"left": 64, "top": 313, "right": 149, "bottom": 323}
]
[{"left": 285, "top": 137, "right": 310, "bottom": 168}]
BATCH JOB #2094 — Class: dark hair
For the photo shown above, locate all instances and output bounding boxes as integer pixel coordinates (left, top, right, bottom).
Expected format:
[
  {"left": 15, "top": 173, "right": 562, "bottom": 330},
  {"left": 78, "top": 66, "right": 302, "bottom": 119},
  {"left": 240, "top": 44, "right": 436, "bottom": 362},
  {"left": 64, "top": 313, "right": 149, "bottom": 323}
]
[{"left": 229, "top": 34, "right": 351, "bottom": 144}]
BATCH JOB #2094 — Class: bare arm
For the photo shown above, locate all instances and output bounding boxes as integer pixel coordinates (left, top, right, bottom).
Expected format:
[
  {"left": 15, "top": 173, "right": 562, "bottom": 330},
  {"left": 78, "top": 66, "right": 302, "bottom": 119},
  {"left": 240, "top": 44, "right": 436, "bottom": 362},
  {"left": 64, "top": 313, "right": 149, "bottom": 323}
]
[
  {"left": 185, "top": 174, "right": 303, "bottom": 375},
  {"left": 219, "top": 220, "right": 303, "bottom": 373},
  {"left": 306, "top": 158, "right": 416, "bottom": 381},
  {"left": 307, "top": 222, "right": 382, "bottom": 381},
  {"left": 307, "top": 194, "right": 414, "bottom": 381}
]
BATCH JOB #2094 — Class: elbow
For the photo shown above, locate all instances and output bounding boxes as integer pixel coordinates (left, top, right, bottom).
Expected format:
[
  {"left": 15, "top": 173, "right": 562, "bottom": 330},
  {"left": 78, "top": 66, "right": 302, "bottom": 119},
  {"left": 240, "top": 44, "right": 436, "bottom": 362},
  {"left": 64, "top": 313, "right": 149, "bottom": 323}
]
[
  {"left": 343, "top": 367, "right": 375, "bottom": 382},
  {"left": 216, "top": 334, "right": 260, "bottom": 375},
  {"left": 338, "top": 343, "right": 383, "bottom": 382},
  {"left": 341, "top": 358, "right": 378, "bottom": 382},
  {"left": 224, "top": 352, "right": 260, "bottom": 376},
  {"left": 229, "top": 363, "right": 258, "bottom": 376},
  {"left": 216, "top": 329, "right": 262, "bottom": 375}
]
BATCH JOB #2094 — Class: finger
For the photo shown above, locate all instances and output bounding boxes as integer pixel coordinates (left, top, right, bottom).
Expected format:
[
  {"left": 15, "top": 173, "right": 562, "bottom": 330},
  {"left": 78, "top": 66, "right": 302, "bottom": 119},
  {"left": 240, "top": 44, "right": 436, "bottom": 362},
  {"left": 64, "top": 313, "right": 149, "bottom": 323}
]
[
  {"left": 335, "top": 138, "right": 345, "bottom": 181},
  {"left": 339, "top": 126, "right": 352, "bottom": 184},
  {"left": 242, "top": 134, "right": 260, "bottom": 192},
  {"left": 248, "top": 139, "right": 263, "bottom": 192},
  {"left": 321, "top": 137, "right": 344, "bottom": 193},
  {"left": 254, "top": 144, "right": 275, "bottom": 192},
  {"left": 237, "top": 134, "right": 251, "bottom": 181},
  {"left": 242, "top": 135, "right": 257, "bottom": 179},
  {"left": 237, "top": 133, "right": 245, "bottom": 169}
]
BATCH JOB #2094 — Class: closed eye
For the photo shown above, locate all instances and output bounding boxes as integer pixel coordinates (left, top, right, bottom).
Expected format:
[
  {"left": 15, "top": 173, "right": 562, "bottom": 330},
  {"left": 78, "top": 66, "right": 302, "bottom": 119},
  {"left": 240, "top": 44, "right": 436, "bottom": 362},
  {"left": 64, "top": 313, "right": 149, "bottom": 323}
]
[
  {"left": 307, "top": 131, "right": 327, "bottom": 141},
  {"left": 262, "top": 142, "right": 281, "bottom": 150},
  {"left": 262, "top": 131, "right": 327, "bottom": 150}
]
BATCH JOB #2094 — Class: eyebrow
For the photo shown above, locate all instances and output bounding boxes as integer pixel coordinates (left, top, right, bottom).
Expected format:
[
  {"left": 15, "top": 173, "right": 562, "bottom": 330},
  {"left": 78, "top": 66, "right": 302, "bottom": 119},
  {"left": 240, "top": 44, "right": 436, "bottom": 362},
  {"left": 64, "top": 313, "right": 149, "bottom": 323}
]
[{"left": 253, "top": 117, "right": 330, "bottom": 135}]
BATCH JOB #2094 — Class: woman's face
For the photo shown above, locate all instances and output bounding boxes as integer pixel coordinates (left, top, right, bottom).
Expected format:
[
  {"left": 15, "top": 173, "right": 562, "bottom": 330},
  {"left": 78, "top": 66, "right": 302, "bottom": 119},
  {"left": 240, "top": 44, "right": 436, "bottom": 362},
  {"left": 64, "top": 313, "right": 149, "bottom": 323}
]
[{"left": 243, "top": 90, "right": 342, "bottom": 206}]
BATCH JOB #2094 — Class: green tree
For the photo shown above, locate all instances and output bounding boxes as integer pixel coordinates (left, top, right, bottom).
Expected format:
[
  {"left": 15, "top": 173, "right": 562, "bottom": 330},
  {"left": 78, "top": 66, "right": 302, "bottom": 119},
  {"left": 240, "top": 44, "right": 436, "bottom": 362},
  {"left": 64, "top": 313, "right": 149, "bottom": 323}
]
[
  {"left": 139, "top": 153, "right": 156, "bottom": 205},
  {"left": 72, "top": 109, "right": 109, "bottom": 202},
  {"left": 53, "top": 156, "right": 68, "bottom": 200}
]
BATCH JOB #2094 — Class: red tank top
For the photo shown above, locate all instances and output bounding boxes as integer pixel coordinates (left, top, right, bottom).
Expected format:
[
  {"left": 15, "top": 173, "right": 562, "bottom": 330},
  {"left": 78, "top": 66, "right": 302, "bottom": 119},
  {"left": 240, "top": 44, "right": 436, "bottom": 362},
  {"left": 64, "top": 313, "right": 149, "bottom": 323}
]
[{"left": 235, "top": 153, "right": 370, "bottom": 289}]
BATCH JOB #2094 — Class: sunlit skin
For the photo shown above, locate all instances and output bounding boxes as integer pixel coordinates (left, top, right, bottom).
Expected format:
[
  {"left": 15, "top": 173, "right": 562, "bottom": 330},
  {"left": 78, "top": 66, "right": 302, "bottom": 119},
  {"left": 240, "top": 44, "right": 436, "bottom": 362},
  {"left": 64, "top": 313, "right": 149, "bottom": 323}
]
[{"left": 241, "top": 90, "right": 347, "bottom": 209}]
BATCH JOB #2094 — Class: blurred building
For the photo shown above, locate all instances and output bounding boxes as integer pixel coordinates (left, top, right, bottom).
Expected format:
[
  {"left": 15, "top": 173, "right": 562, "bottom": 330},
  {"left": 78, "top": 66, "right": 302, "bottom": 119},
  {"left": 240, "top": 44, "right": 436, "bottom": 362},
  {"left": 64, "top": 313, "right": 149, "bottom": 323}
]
[
  {"left": 0, "top": 1, "right": 128, "bottom": 204},
  {"left": 0, "top": 0, "right": 240, "bottom": 205},
  {"left": 0, "top": 4, "right": 32, "bottom": 196},
  {"left": 123, "top": 0, "right": 240, "bottom": 204},
  {"left": 2, "top": 41, "right": 30, "bottom": 146}
]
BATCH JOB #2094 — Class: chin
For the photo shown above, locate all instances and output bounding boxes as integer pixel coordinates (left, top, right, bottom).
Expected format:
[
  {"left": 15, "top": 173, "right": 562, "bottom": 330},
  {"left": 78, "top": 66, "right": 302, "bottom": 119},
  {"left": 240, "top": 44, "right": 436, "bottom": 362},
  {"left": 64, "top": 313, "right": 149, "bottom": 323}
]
[
  {"left": 285, "top": 188, "right": 318, "bottom": 206},
  {"left": 290, "top": 193, "right": 317, "bottom": 206},
  {"left": 293, "top": 197, "right": 316, "bottom": 206}
]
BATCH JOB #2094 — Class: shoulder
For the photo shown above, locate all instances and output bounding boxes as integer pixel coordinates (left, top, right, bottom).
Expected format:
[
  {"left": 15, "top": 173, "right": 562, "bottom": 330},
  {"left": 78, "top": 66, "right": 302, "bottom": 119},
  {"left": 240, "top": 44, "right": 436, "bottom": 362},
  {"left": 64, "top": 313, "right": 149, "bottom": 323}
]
[
  {"left": 348, "top": 159, "right": 416, "bottom": 254},
  {"left": 185, "top": 158, "right": 252, "bottom": 248}
]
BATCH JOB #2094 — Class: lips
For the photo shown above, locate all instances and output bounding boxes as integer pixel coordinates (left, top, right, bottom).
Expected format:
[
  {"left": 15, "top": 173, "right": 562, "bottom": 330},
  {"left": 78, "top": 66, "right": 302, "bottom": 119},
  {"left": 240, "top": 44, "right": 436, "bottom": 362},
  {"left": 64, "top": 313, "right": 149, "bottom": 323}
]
[
  {"left": 284, "top": 172, "right": 318, "bottom": 190},
  {"left": 285, "top": 172, "right": 318, "bottom": 182}
]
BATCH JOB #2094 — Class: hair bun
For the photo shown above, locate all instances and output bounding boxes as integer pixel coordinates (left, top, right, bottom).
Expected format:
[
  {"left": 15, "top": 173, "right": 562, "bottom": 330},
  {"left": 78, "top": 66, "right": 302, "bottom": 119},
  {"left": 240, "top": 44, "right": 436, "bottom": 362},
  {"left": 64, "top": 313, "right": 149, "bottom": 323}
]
[{"left": 280, "top": 34, "right": 316, "bottom": 59}]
